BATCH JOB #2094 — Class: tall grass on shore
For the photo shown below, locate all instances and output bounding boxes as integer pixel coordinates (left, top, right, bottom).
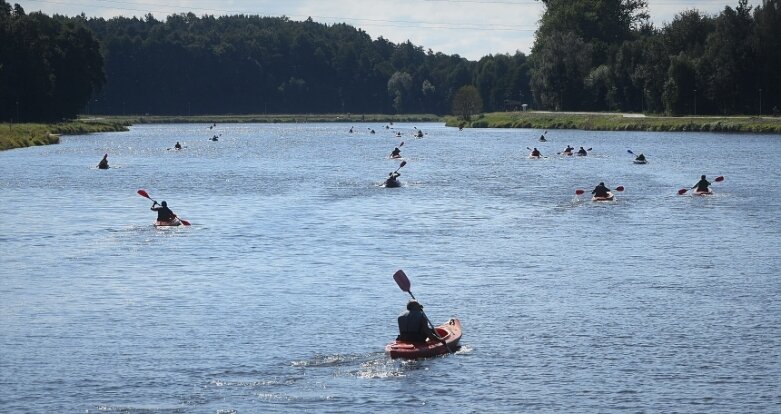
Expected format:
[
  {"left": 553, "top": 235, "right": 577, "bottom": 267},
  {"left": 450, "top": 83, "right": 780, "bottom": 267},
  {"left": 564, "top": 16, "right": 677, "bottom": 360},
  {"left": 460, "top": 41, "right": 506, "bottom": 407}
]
[
  {"left": 447, "top": 112, "right": 781, "bottom": 133},
  {"left": 0, "top": 121, "right": 128, "bottom": 151}
]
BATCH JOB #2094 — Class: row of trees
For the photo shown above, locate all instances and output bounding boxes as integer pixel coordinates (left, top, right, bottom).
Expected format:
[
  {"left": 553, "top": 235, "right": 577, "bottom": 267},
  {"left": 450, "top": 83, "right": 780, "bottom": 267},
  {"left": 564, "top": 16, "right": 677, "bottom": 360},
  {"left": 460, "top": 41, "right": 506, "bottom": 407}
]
[
  {"left": 530, "top": 0, "right": 781, "bottom": 115},
  {"left": 0, "top": 1, "right": 104, "bottom": 121},
  {"left": 0, "top": 0, "right": 778, "bottom": 121}
]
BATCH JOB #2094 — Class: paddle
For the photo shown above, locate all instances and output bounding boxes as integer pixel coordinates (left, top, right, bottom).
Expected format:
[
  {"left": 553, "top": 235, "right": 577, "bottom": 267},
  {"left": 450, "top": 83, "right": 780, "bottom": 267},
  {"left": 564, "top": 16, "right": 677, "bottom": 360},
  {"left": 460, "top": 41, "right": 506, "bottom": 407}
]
[
  {"left": 136, "top": 189, "right": 191, "bottom": 225},
  {"left": 394, "top": 160, "right": 407, "bottom": 174},
  {"left": 678, "top": 176, "right": 724, "bottom": 195},
  {"left": 392, "top": 269, "right": 453, "bottom": 354},
  {"left": 575, "top": 185, "right": 624, "bottom": 196}
]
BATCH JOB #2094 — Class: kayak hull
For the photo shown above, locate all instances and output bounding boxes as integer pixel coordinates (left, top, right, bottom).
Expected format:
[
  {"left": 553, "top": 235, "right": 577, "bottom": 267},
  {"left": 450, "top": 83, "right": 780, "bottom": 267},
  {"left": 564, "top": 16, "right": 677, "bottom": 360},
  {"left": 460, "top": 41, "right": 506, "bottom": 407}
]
[
  {"left": 633, "top": 159, "right": 648, "bottom": 164},
  {"left": 154, "top": 218, "right": 182, "bottom": 227},
  {"left": 693, "top": 189, "right": 713, "bottom": 196},
  {"left": 386, "top": 318, "right": 462, "bottom": 359},
  {"left": 384, "top": 180, "right": 401, "bottom": 188},
  {"left": 592, "top": 192, "right": 614, "bottom": 202}
]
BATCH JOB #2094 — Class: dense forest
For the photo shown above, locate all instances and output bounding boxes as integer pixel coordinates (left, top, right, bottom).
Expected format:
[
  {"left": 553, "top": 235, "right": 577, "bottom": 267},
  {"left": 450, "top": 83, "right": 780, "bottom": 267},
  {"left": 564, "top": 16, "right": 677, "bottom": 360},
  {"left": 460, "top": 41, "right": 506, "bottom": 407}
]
[{"left": 0, "top": 0, "right": 779, "bottom": 121}]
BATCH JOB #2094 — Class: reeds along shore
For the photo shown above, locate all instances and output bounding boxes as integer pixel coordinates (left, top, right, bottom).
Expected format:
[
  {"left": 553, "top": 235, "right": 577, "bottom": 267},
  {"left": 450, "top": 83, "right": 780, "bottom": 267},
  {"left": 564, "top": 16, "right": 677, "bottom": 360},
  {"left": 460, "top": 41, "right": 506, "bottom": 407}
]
[
  {"left": 446, "top": 112, "right": 781, "bottom": 133},
  {"left": 0, "top": 121, "right": 129, "bottom": 151}
]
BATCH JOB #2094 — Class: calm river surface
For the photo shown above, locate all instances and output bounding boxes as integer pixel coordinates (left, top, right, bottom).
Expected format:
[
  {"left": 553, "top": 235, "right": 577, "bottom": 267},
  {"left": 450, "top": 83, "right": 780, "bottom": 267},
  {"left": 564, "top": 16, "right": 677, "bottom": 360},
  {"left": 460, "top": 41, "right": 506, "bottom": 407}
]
[{"left": 1, "top": 123, "right": 779, "bottom": 413}]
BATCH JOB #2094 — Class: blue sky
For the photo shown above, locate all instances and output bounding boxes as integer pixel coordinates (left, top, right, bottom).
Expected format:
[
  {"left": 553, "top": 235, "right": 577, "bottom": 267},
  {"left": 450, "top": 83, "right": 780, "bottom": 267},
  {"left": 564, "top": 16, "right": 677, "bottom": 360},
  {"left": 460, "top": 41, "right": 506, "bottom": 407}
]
[{"left": 18, "top": 0, "right": 764, "bottom": 60}]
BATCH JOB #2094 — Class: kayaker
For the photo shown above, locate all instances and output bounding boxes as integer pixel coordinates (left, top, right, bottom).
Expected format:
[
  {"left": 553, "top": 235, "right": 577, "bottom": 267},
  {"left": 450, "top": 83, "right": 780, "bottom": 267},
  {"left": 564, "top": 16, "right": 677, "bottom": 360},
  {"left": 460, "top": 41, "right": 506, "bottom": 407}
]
[
  {"left": 562, "top": 145, "right": 574, "bottom": 154},
  {"left": 531, "top": 148, "right": 542, "bottom": 157},
  {"left": 390, "top": 147, "right": 401, "bottom": 158},
  {"left": 539, "top": 134, "right": 546, "bottom": 142},
  {"left": 174, "top": 142, "right": 182, "bottom": 150},
  {"left": 97, "top": 154, "right": 109, "bottom": 169},
  {"left": 692, "top": 175, "right": 711, "bottom": 193},
  {"left": 635, "top": 153, "right": 646, "bottom": 162},
  {"left": 577, "top": 147, "right": 588, "bottom": 156},
  {"left": 151, "top": 200, "right": 176, "bottom": 222},
  {"left": 416, "top": 130, "right": 424, "bottom": 138},
  {"left": 592, "top": 182, "right": 611, "bottom": 198},
  {"left": 385, "top": 171, "right": 400, "bottom": 186},
  {"left": 397, "top": 299, "right": 440, "bottom": 343}
]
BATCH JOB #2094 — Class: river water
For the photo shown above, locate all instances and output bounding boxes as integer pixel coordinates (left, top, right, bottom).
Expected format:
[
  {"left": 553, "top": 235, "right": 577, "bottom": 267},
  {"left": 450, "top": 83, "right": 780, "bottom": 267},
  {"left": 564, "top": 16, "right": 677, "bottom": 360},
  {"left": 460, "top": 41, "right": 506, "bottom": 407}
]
[{"left": 1, "top": 123, "right": 779, "bottom": 413}]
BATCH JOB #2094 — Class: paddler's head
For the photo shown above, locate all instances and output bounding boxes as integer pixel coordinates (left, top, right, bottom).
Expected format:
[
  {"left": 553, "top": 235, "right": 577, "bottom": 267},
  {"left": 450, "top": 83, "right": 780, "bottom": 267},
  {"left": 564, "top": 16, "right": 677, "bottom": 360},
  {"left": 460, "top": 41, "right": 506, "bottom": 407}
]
[
  {"left": 161, "top": 201, "right": 167, "bottom": 207},
  {"left": 407, "top": 299, "right": 423, "bottom": 311}
]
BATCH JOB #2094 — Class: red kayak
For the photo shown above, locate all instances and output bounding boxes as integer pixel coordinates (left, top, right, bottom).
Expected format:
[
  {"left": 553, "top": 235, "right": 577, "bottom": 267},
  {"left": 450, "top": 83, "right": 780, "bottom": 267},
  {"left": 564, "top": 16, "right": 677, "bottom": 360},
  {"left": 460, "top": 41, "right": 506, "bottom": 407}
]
[
  {"left": 386, "top": 318, "right": 462, "bottom": 359},
  {"left": 154, "top": 217, "right": 182, "bottom": 227},
  {"left": 692, "top": 189, "right": 713, "bottom": 196}
]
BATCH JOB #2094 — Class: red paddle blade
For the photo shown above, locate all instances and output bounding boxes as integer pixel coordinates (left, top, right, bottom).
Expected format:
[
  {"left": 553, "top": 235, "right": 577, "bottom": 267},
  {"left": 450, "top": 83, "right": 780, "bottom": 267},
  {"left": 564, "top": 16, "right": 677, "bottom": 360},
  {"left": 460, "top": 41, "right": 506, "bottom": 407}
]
[
  {"left": 180, "top": 219, "right": 191, "bottom": 226},
  {"left": 575, "top": 189, "right": 585, "bottom": 195},
  {"left": 393, "top": 269, "right": 411, "bottom": 292},
  {"left": 137, "top": 189, "right": 151, "bottom": 199},
  {"left": 714, "top": 176, "right": 724, "bottom": 182},
  {"left": 615, "top": 186, "right": 624, "bottom": 192},
  {"left": 678, "top": 188, "right": 688, "bottom": 195}
]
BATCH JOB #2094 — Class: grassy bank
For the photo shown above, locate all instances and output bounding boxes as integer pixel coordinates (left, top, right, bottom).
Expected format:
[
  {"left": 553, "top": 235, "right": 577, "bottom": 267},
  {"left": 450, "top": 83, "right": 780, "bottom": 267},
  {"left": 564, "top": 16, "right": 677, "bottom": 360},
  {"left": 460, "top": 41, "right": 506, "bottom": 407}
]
[
  {"left": 100, "top": 113, "right": 442, "bottom": 124},
  {"left": 0, "top": 120, "right": 129, "bottom": 151},
  {"left": 446, "top": 112, "right": 781, "bottom": 133}
]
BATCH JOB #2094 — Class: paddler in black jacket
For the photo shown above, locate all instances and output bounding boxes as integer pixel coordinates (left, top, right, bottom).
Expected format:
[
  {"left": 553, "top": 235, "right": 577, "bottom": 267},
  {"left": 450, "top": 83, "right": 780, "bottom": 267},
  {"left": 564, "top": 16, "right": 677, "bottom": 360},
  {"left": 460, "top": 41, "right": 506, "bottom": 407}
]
[
  {"left": 151, "top": 200, "right": 176, "bottom": 221},
  {"left": 397, "top": 300, "right": 440, "bottom": 343}
]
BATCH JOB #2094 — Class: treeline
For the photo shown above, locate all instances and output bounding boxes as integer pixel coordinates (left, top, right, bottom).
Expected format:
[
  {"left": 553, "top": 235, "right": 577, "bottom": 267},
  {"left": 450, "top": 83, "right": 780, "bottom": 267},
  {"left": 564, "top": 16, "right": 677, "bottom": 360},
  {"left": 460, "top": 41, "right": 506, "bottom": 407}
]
[
  {"left": 1, "top": 0, "right": 779, "bottom": 122},
  {"left": 0, "top": 1, "right": 104, "bottom": 121},
  {"left": 530, "top": 0, "right": 781, "bottom": 115},
  {"left": 79, "top": 13, "right": 510, "bottom": 116}
]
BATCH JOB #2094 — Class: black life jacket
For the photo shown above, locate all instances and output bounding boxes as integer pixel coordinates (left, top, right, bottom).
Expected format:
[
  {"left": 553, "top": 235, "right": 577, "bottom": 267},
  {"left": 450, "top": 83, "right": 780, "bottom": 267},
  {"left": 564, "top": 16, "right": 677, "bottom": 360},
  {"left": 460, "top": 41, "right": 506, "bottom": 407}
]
[{"left": 397, "top": 310, "right": 426, "bottom": 342}]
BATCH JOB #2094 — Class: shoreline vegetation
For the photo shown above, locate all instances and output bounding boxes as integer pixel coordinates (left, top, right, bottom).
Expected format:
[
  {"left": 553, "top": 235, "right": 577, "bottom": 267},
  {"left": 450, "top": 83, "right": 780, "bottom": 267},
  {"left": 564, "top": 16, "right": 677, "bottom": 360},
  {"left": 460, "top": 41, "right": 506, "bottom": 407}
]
[
  {"left": 446, "top": 112, "right": 781, "bottom": 133},
  {"left": 0, "top": 120, "right": 129, "bottom": 151},
  {"left": 2, "top": 111, "right": 779, "bottom": 152}
]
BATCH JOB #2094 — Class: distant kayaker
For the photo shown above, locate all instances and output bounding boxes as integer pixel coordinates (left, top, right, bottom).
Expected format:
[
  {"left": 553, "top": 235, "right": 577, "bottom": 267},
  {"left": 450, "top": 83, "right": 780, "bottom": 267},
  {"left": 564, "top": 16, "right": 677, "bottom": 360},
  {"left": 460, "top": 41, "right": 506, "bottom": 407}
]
[
  {"left": 635, "top": 153, "right": 646, "bottom": 162},
  {"left": 592, "top": 182, "right": 611, "bottom": 198},
  {"left": 151, "top": 200, "right": 176, "bottom": 222},
  {"left": 692, "top": 175, "right": 711, "bottom": 193},
  {"left": 390, "top": 147, "right": 401, "bottom": 158},
  {"left": 416, "top": 130, "right": 424, "bottom": 138},
  {"left": 174, "top": 142, "right": 182, "bottom": 150},
  {"left": 531, "top": 148, "right": 542, "bottom": 157},
  {"left": 385, "top": 171, "right": 401, "bottom": 187},
  {"left": 397, "top": 299, "right": 439, "bottom": 343},
  {"left": 349, "top": 127, "right": 354, "bottom": 133},
  {"left": 562, "top": 145, "right": 574, "bottom": 154},
  {"left": 97, "top": 154, "right": 109, "bottom": 169},
  {"left": 577, "top": 147, "right": 588, "bottom": 156},
  {"left": 539, "top": 134, "right": 546, "bottom": 142}
]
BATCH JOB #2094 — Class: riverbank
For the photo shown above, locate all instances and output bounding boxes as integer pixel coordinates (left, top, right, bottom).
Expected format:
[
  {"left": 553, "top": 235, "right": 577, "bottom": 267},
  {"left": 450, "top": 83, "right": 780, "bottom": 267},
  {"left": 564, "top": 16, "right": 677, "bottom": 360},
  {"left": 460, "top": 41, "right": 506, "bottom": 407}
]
[
  {"left": 0, "top": 120, "right": 129, "bottom": 151},
  {"left": 446, "top": 112, "right": 781, "bottom": 133},
  {"left": 97, "top": 113, "right": 442, "bottom": 124}
]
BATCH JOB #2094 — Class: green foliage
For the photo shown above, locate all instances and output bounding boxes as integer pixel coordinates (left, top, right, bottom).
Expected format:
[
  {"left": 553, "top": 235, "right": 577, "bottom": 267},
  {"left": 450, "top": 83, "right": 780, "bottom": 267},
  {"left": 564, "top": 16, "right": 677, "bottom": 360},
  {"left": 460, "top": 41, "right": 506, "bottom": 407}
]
[
  {"left": 451, "top": 85, "right": 483, "bottom": 121},
  {"left": 0, "top": 1, "right": 104, "bottom": 122}
]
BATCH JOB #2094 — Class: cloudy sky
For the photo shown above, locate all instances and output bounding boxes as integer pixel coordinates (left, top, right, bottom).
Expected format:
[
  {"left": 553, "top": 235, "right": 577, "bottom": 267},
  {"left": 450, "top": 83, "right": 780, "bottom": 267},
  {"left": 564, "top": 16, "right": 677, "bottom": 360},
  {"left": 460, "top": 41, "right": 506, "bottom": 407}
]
[{"left": 18, "top": 0, "right": 764, "bottom": 60}]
